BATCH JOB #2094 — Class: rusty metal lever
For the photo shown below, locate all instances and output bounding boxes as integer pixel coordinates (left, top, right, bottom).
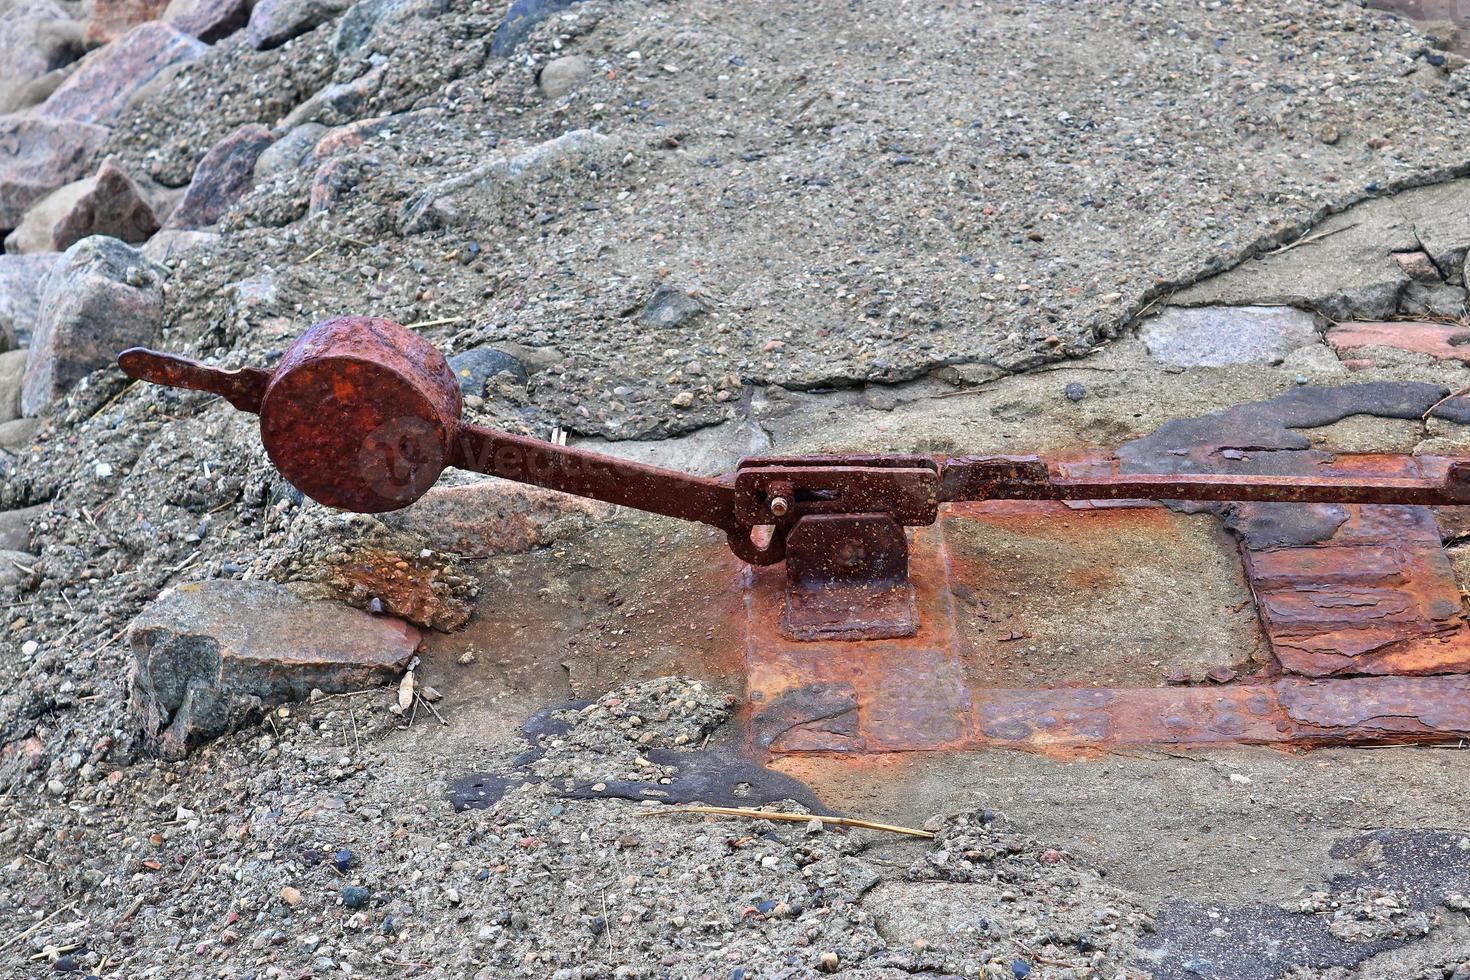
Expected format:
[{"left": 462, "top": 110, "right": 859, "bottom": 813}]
[{"left": 119, "top": 316, "right": 1470, "bottom": 642}]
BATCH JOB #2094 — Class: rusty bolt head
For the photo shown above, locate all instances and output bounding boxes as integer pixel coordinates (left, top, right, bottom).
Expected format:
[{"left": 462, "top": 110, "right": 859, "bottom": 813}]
[{"left": 258, "top": 316, "right": 463, "bottom": 513}]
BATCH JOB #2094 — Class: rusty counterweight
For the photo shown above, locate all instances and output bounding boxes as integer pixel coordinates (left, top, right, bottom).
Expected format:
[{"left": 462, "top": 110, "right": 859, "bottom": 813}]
[{"left": 119, "top": 316, "right": 1470, "bottom": 641}]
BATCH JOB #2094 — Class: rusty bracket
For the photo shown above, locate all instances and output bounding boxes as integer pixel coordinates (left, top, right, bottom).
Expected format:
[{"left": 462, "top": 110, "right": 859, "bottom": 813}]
[{"left": 120, "top": 317, "right": 1470, "bottom": 642}]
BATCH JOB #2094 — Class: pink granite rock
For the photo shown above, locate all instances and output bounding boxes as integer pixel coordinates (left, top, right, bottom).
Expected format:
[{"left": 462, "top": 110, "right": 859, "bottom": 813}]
[
  {"left": 21, "top": 235, "right": 165, "bottom": 416},
  {"left": 164, "top": 0, "right": 248, "bottom": 41},
  {"left": 84, "top": 0, "right": 170, "bottom": 45},
  {"left": 4, "top": 156, "right": 158, "bottom": 254},
  {"left": 39, "top": 21, "right": 205, "bottom": 123},
  {"left": 245, "top": 0, "right": 351, "bottom": 49},
  {"left": 165, "top": 123, "right": 274, "bottom": 228},
  {"left": 0, "top": 113, "right": 109, "bottom": 227}
]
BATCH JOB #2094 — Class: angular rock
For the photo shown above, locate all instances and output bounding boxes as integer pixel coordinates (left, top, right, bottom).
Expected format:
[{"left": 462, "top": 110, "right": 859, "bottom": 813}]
[
  {"left": 0, "top": 114, "right": 109, "bottom": 228},
  {"left": 306, "top": 151, "right": 373, "bottom": 215},
  {"left": 491, "top": 0, "right": 578, "bottom": 57},
  {"left": 640, "top": 283, "right": 708, "bottom": 329},
  {"left": 245, "top": 0, "right": 352, "bottom": 50},
  {"left": 140, "top": 227, "right": 216, "bottom": 262},
  {"left": 165, "top": 124, "right": 274, "bottom": 229},
  {"left": 252, "top": 121, "right": 325, "bottom": 180},
  {"left": 379, "top": 477, "right": 613, "bottom": 558},
  {"left": 163, "top": 0, "right": 248, "bottom": 42},
  {"left": 0, "top": 349, "right": 25, "bottom": 421},
  {"left": 1393, "top": 250, "right": 1443, "bottom": 283},
  {"left": 85, "top": 0, "right": 170, "bottom": 45},
  {"left": 1141, "top": 305, "right": 1321, "bottom": 368},
  {"left": 0, "top": 0, "right": 74, "bottom": 113},
  {"left": 21, "top": 235, "right": 165, "bottom": 416},
  {"left": 128, "top": 579, "right": 421, "bottom": 758},
  {"left": 538, "top": 54, "right": 590, "bottom": 99},
  {"left": 331, "top": 0, "right": 410, "bottom": 56},
  {"left": 39, "top": 22, "right": 205, "bottom": 124},
  {"left": 447, "top": 345, "right": 527, "bottom": 395},
  {"left": 0, "top": 253, "right": 61, "bottom": 351},
  {"left": 4, "top": 156, "right": 158, "bottom": 254},
  {"left": 0, "top": 503, "right": 43, "bottom": 551}
]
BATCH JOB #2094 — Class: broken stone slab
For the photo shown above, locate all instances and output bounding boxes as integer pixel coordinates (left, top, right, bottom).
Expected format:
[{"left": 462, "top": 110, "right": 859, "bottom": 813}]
[
  {"left": 244, "top": 0, "right": 352, "bottom": 49},
  {"left": 21, "top": 235, "right": 165, "bottom": 416},
  {"left": 0, "top": 114, "right": 110, "bottom": 228},
  {"left": 0, "top": 349, "right": 25, "bottom": 422},
  {"left": 0, "top": 0, "right": 74, "bottom": 113},
  {"left": 128, "top": 579, "right": 421, "bottom": 758},
  {"left": 1326, "top": 320, "right": 1470, "bottom": 365},
  {"left": 4, "top": 156, "right": 158, "bottom": 254},
  {"left": 1401, "top": 282, "right": 1467, "bottom": 318},
  {"left": 0, "top": 503, "right": 43, "bottom": 552},
  {"left": 163, "top": 0, "right": 248, "bottom": 42},
  {"left": 378, "top": 477, "right": 613, "bottom": 558},
  {"left": 85, "top": 0, "right": 170, "bottom": 44},
  {"left": 165, "top": 123, "right": 274, "bottom": 229},
  {"left": 1140, "top": 305, "right": 1321, "bottom": 368},
  {"left": 39, "top": 22, "right": 205, "bottom": 124},
  {"left": 0, "top": 254, "right": 61, "bottom": 352}
]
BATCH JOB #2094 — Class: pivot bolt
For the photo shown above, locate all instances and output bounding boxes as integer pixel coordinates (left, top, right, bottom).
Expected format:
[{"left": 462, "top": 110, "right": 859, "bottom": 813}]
[{"left": 770, "top": 496, "right": 790, "bottom": 517}]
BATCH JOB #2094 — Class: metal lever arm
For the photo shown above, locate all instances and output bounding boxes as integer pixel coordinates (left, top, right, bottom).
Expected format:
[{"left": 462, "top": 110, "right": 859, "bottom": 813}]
[{"left": 939, "top": 455, "right": 1470, "bottom": 506}]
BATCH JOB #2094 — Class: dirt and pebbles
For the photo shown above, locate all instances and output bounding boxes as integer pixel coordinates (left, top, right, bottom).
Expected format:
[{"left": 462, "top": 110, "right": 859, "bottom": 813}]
[{"left": 4, "top": 0, "right": 1470, "bottom": 978}]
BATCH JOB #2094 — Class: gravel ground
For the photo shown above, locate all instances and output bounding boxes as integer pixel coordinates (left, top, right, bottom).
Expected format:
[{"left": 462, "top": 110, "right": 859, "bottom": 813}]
[{"left": 4, "top": 0, "right": 1470, "bottom": 977}]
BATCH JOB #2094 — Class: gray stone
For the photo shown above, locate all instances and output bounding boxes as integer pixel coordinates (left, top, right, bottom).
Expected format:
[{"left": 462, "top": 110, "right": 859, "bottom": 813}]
[
  {"left": 447, "top": 345, "right": 527, "bottom": 395},
  {"left": 0, "top": 253, "right": 60, "bottom": 350},
  {"left": 491, "top": 0, "right": 579, "bottom": 57},
  {"left": 253, "top": 122, "right": 325, "bottom": 180},
  {"left": 538, "top": 54, "right": 590, "bottom": 99},
  {"left": 0, "top": 548, "right": 37, "bottom": 592},
  {"left": 331, "top": 0, "right": 411, "bottom": 56},
  {"left": 0, "top": 416, "right": 41, "bottom": 451},
  {"left": 1141, "top": 305, "right": 1321, "bottom": 368},
  {"left": 0, "top": 349, "right": 24, "bottom": 421},
  {"left": 640, "top": 283, "right": 708, "bottom": 329},
  {"left": 1401, "top": 282, "right": 1467, "bottom": 318},
  {"left": 140, "top": 227, "right": 216, "bottom": 263},
  {"left": 128, "top": 579, "right": 421, "bottom": 758},
  {"left": 38, "top": 22, "right": 206, "bottom": 124},
  {"left": 0, "top": 503, "right": 43, "bottom": 551},
  {"left": 279, "top": 64, "right": 384, "bottom": 128},
  {"left": 1172, "top": 180, "right": 1470, "bottom": 320},
  {"left": 0, "top": 114, "right": 109, "bottom": 228},
  {"left": 0, "top": 0, "right": 72, "bottom": 114},
  {"left": 245, "top": 0, "right": 352, "bottom": 50},
  {"left": 21, "top": 235, "right": 166, "bottom": 416}
]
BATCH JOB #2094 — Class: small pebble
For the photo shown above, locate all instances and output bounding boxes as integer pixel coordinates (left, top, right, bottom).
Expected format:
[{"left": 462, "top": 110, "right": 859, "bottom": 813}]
[
  {"left": 342, "top": 885, "right": 370, "bottom": 909},
  {"left": 1064, "top": 382, "right": 1086, "bottom": 401}
]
